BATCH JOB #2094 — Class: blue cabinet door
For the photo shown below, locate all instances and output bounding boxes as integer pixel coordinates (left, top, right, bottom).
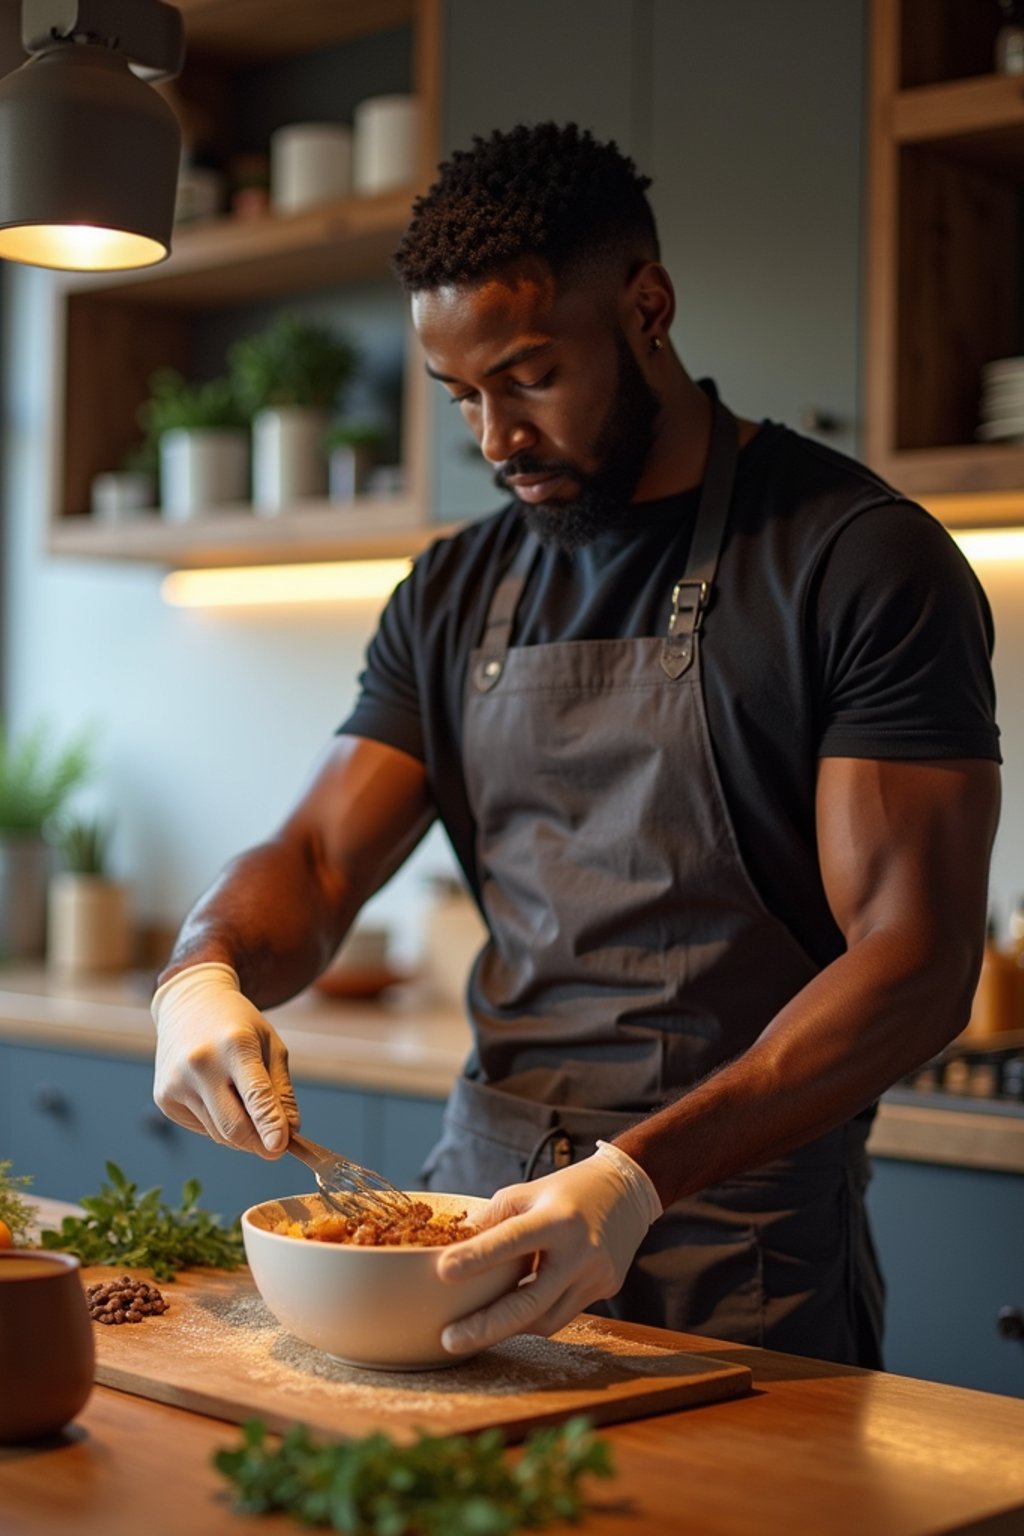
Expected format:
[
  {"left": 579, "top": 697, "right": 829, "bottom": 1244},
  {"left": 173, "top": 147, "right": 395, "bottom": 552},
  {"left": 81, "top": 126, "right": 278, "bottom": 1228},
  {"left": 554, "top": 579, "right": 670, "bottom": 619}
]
[
  {"left": 365, "top": 1092, "right": 445, "bottom": 1190},
  {"left": 868, "top": 1156, "right": 1024, "bottom": 1398},
  {"left": 2, "top": 1042, "right": 371, "bottom": 1221}
]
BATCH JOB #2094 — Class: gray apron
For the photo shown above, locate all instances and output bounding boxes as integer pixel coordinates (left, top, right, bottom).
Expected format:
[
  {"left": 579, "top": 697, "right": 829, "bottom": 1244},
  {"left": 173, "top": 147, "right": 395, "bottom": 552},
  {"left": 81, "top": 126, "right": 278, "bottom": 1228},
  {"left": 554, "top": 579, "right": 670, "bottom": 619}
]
[{"left": 422, "top": 392, "right": 885, "bottom": 1368}]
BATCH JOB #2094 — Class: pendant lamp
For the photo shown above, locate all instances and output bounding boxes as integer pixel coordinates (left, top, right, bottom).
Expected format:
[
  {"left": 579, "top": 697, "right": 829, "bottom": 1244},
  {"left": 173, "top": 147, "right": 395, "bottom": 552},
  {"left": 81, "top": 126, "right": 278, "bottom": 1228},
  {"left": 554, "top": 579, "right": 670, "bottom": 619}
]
[{"left": 0, "top": 0, "right": 185, "bottom": 272}]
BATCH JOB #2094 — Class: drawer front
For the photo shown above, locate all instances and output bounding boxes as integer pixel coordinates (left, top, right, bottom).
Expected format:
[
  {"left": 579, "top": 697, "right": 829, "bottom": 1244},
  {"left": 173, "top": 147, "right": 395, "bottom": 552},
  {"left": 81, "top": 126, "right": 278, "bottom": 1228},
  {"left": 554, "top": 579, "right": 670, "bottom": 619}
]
[{"left": 5, "top": 1044, "right": 370, "bottom": 1220}]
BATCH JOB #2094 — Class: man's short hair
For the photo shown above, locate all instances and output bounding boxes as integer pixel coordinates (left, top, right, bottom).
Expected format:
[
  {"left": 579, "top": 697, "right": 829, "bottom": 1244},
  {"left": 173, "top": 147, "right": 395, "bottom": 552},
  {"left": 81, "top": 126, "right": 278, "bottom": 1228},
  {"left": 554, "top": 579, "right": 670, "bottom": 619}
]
[{"left": 392, "top": 121, "right": 659, "bottom": 293}]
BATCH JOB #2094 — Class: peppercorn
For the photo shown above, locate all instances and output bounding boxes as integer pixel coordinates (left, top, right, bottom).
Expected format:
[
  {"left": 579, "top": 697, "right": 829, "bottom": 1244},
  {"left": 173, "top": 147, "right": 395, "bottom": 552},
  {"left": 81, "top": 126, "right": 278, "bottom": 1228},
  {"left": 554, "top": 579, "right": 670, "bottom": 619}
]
[{"left": 85, "top": 1275, "right": 168, "bottom": 1324}]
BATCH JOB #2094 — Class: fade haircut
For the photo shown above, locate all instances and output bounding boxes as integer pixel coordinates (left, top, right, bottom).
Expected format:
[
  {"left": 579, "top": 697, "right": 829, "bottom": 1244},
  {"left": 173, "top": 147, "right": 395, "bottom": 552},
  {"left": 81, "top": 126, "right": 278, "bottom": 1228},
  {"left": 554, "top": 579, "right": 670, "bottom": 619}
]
[{"left": 392, "top": 121, "right": 660, "bottom": 293}]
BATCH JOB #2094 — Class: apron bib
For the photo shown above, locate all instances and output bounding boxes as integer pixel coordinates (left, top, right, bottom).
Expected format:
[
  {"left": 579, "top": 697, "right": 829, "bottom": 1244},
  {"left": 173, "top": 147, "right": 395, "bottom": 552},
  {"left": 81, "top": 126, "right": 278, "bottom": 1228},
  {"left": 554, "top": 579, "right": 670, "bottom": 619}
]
[{"left": 423, "top": 392, "right": 884, "bottom": 1366}]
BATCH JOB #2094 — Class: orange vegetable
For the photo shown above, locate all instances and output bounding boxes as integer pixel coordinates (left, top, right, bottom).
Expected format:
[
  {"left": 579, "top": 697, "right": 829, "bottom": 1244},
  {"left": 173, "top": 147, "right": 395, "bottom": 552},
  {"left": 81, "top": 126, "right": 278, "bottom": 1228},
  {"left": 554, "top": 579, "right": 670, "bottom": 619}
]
[{"left": 0, "top": 1219, "right": 13, "bottom": 1249}]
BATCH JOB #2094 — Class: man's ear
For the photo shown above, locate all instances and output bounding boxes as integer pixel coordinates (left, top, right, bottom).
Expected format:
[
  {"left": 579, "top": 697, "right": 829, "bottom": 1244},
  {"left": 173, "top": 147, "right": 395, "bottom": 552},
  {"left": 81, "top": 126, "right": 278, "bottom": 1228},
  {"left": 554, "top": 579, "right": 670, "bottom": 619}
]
[{"left": 624, "top": 260, "right": 675, "bottom": 345}]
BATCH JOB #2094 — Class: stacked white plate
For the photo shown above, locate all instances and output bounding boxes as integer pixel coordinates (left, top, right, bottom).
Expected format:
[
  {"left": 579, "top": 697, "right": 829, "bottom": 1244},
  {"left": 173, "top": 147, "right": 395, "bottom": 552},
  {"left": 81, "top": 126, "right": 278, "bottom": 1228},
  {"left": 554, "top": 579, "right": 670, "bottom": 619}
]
[{"left": 977, "top": 356, "right": 1024, "bottom": 442}]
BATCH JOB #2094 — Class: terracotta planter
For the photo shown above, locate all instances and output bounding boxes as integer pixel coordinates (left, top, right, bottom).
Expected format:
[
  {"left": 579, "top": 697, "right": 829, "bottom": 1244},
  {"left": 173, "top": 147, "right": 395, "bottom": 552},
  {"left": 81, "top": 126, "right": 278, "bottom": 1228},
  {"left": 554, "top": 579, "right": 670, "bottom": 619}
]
[{"left": 47, "top": 872, "right": 131, "bottom": 975}]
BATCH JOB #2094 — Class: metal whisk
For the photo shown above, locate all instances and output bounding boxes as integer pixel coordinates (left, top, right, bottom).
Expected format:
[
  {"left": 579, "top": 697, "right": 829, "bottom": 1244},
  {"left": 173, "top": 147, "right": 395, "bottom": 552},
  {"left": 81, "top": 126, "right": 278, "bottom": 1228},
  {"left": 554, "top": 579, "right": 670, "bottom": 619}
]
[{"left": 287, "top": 1131, "right": 411, "bottom": 1218}]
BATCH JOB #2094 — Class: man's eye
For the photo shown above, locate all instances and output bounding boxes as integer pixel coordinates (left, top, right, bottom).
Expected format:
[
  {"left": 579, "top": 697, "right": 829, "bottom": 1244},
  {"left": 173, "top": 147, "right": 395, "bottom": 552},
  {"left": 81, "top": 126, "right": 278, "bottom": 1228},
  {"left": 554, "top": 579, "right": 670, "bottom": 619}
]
[
  {"left": 450, "top": 391, "right": 478, "bottom": 406},
  {"left": 515, "top": 370, "right": 554, "bottom": 391}
]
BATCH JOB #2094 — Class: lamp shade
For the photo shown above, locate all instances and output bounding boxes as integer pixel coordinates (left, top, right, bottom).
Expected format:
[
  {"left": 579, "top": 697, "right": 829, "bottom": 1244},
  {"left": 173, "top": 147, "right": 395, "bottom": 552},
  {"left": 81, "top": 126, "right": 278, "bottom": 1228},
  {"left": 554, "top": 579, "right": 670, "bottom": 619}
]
[{"left": 0, "top": 42, "right": 180, "bottom": 271}]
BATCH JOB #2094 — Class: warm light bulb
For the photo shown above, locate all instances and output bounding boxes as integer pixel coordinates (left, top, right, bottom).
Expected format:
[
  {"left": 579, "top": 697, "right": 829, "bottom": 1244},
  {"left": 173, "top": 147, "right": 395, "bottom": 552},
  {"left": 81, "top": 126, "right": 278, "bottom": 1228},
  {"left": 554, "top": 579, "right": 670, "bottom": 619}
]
[
  {"left": 161, "top": 560, "right": 412, "bottom": 609},
  {"left": 0, "top": 223, "right": 168, "bottom": 272}
]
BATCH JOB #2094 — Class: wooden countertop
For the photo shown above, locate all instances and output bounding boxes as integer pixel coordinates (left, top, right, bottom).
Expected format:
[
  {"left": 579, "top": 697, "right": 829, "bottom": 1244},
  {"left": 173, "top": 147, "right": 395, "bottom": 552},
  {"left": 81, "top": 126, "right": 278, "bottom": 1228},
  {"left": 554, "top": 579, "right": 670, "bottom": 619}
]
[
  {"left": 1, "top": 966, "right": 1023, "bottom": 1173},
  {"left": 3, "top": 1336, "right": 1024, "bottom": 1536}
]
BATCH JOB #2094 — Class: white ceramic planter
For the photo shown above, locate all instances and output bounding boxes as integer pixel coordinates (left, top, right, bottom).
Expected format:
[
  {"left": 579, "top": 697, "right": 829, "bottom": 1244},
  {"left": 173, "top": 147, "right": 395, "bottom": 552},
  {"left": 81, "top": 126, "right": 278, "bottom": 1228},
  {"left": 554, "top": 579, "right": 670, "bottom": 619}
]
[
  {"left": 47, "top": 873, "right": 131, "bottom": 975},
  {"left": 90, "top": 471, "right": 155, "bottom": 522},
  {"left": 252, "top": 406, "right": 329, "bottom": 514},
  {"left": 160, "top": 428, "right": 249, "bottom": 521},
  {"left": 327, "top": 443, "right": 375, "bottom": 503}
]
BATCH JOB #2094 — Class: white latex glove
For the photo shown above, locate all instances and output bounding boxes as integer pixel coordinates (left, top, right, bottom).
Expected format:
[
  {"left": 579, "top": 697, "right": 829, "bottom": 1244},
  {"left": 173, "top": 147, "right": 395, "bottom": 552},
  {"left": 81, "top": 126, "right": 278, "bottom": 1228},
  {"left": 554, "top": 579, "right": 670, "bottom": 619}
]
[
  {"left": 151, "top": 962, "right": 300, "bottom": 1158},
  {"left": 437, "top": 1139, "right": 663, "bottom": 1355}
]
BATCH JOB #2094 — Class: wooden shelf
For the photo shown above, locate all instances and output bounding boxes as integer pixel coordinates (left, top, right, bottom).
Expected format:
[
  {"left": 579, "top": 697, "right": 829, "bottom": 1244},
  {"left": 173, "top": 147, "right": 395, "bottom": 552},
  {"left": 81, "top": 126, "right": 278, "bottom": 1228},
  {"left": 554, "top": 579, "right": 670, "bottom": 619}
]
[
  {"left": 171, "top": 0, "right": 415, "bottom": 61},
  {"left": 892, "top": 73, "right": 1024, "bottom": 176},
  {"left": 62, "top": 188, "right": 420, "bottom": 310},
  {"left": 865, "top": 1, "right": 1024, "bottom": 518},
  {"left": 47, "top": 501, "right": 458, "bottom": 569},
  {"left": 49, "top": 0, "right": 444, "bottom": 569}
]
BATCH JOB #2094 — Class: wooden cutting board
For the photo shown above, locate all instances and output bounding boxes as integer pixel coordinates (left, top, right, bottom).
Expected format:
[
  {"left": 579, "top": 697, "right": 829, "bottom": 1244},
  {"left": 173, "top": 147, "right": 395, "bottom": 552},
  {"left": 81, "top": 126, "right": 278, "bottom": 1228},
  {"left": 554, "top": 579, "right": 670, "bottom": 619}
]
[{"left": 82, "top": 1265, "right": 751, "bottom": 1444}]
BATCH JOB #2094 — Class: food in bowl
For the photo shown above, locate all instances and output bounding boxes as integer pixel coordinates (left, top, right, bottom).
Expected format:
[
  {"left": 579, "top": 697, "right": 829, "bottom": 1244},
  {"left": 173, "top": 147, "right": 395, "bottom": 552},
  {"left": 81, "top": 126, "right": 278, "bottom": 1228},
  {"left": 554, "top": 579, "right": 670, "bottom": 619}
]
[
  {"left": 242, "top": 1190, "right": 523, "bottom": 1371},
  {"left": 271, "top": 1200, "right": 478, "bottom": 1248}
]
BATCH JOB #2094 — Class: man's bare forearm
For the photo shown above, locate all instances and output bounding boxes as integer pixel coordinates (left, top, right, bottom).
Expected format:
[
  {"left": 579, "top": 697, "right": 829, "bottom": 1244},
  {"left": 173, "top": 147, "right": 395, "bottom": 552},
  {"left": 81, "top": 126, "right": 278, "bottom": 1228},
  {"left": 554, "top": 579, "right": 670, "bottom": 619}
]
[
  {"left": 157, "top": 834, "right": 354, "bottom": 1009},
  {"left": 615, "top": 923, "right": 981, "bottom": 1208}
]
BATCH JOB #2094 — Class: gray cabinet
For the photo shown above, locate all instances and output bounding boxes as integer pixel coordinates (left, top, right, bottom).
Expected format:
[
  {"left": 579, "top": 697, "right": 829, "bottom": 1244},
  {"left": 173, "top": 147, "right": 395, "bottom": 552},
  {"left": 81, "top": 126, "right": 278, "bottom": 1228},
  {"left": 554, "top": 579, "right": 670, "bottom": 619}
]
[
  {"left": 868, "top": 1155, "right": 1024, "bottom": 1399},
  {"left": 432, "top": 0, "right": 867, "bottom": 523},
  {"left": 0, "top": 1040, "right": 445, "bottom": 1221}
]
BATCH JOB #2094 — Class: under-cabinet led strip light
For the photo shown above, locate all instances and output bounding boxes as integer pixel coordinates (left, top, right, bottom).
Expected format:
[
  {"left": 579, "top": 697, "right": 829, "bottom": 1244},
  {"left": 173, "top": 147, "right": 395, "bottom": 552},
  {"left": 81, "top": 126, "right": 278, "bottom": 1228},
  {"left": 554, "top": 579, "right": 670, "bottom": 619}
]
[
  {"left": 161, "top": 560, "right": 413, "bottom": 609},
  {"left": 951, "top": 528, "right": 1024, "bottom": 565}
]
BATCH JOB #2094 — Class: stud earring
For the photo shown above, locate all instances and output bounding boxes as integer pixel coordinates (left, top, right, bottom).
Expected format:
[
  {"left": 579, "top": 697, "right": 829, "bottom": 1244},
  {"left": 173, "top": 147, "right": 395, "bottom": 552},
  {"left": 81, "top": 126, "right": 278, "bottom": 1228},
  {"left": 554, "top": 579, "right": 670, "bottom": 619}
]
[{"left": 649, "top": 336, "right": 664, "bottom": 354}]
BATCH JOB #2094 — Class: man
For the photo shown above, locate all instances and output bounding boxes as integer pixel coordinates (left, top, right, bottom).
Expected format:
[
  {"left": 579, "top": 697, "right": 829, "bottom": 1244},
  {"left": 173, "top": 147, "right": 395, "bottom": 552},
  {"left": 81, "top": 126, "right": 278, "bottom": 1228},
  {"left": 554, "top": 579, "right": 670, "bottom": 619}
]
[{"left": 152, "top": 123, "right": 1000, "bottom": 1369}]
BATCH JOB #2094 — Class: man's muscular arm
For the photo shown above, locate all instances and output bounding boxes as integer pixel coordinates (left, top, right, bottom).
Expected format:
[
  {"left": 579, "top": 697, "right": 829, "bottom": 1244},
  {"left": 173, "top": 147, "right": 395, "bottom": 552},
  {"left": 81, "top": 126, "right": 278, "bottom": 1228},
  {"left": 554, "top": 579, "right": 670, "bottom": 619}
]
[{"left": 152, "top": 736, "right": 433, "bottom": 1155}]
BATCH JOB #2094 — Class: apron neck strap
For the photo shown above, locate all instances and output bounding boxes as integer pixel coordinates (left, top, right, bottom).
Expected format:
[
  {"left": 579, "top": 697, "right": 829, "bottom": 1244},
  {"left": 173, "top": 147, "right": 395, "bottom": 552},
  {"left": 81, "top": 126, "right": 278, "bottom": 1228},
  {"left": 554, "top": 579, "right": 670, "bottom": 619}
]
[
  {"left": 473, "top": 386, "right": 740, "bottom": 691},
  {"left": 661, "top": 392, "right": 739, "bottom": 680},
  {"left": 473, "top": 534, "right": 540, "bottom": 693}
]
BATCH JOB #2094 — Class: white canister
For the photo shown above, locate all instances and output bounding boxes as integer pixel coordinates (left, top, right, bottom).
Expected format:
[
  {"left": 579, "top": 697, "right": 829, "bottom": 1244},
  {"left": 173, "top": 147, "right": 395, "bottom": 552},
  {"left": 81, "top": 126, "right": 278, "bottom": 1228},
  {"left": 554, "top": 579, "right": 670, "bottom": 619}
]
[
  {"left": 252, "top": 406, "right": 330, "bottom": 514},
  {"left": 90, "top": 471, "right": 155, "bottom": 522},
  {"left": 270, "top": 123, "right": 353, "bottom": 214},
  {"left": 353, "top": 95, "right": 420, "bottom": 195},
  {"left": 160, "top": 428, "right": 249, "bottom": 521}
]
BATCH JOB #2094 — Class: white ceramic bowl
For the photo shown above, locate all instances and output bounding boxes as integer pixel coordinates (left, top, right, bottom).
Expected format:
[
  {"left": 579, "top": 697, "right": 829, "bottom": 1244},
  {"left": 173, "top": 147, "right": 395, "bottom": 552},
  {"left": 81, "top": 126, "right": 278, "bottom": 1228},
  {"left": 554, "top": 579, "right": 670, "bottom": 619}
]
[{"left": 241, "top": 1190, "right": 521, "bottom": 1370}]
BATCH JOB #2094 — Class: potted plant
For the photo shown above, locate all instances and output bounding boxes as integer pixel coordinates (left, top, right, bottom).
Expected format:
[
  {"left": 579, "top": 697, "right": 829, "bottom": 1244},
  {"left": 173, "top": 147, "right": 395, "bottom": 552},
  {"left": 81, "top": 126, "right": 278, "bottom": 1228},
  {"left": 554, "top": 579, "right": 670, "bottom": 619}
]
[
  {"left": 323, "top": 420, "right": 388, "bottom": 503},
  {"left": 89, "top": 441, "right": 158, "bottom": 524},
  {"left": 0, "top": 721, "right": 93, "bottom": 960},
  {"left": 137, "top": 368, "right": 250, "bottom": 522},
  {"left": 228, "top": 313, "right": 358, "bottom": 514},
  {"left": 47, "top": 816, "right": 131, "bottom": 976}
]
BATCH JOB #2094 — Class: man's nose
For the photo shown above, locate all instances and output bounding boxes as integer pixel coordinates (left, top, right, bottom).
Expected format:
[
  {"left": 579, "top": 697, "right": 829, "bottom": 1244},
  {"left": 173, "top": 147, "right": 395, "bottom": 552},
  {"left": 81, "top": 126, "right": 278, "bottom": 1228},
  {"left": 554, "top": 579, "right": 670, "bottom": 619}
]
[{"left": 478, "top": 400, "right": 535, "bottom": 465}]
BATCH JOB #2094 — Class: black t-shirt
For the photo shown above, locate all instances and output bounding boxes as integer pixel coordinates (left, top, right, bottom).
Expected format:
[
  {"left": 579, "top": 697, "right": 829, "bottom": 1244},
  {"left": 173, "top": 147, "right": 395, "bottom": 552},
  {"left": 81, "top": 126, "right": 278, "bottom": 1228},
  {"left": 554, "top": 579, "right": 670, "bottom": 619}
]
[{"left": 340, "top": 418, "right": 1000, "bottom": 967}]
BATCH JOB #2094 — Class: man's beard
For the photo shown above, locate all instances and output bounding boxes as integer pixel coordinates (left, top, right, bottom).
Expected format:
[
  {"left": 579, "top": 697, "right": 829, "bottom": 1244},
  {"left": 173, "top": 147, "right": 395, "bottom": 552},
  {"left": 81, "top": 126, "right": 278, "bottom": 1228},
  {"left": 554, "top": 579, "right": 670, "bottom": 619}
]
[{"left": 494, "top": 332, "right": 661, "bottom": 554}]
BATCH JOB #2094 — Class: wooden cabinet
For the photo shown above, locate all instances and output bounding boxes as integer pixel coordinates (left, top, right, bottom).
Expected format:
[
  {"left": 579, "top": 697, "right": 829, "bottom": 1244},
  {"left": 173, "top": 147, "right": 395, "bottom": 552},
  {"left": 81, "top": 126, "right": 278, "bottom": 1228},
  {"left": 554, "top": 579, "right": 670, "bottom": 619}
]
[
  {"left": 1, "top": 1039, "right": 445, "bottom": 1219},
  {"left": 51, "top": 0, "right": 450, "bottom": 569},
  {"left": 866, "top": 0, "right": 1024, "bottom": 524}
]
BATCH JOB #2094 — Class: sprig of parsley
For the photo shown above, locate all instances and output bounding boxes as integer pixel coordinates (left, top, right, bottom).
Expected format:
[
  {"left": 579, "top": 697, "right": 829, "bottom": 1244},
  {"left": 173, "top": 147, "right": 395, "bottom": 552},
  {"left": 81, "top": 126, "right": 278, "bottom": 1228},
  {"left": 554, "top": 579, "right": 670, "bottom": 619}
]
[
  {"left": 0, "top": 1158, "right": 36, "bottom": 1244},
  {"left": 38, "top": 1160, "right": 245, "bottom": 1280},
  {"left": 214, "top": 1416, "right": 614, "bottom": 1534}
]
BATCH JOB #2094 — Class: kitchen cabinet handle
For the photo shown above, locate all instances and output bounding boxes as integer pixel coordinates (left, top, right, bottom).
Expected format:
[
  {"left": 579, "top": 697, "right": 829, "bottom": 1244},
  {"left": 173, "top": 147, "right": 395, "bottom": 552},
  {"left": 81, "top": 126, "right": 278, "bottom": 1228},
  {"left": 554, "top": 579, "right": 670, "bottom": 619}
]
[
  {"left": 997, "top": 1306, "right": 1024, "bottom": 1343},
  {"left": 32, "top": 1084, "right": 71, "bottom": 1116},
  {"left": 140, "top": 1109, "right": 176, "bottom": 1137}
]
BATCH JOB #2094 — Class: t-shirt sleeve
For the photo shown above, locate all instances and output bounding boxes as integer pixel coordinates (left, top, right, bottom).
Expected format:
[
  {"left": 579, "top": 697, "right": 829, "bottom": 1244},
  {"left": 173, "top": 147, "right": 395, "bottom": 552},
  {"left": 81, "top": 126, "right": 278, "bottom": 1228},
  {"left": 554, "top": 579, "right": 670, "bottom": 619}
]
[
  {"left": 336, "top": 565, "right": 426, "bottom": 761},
  {"left": 813, "top": 500, "right": 1000, "bottom": 762}
]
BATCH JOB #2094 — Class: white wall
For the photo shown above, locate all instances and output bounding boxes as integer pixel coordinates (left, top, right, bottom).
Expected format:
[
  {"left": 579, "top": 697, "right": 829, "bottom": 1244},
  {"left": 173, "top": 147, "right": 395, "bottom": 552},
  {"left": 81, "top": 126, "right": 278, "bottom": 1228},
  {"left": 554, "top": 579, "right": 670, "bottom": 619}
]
[{"left": 0, "top": 264, "right": 452, "bottom": 963}]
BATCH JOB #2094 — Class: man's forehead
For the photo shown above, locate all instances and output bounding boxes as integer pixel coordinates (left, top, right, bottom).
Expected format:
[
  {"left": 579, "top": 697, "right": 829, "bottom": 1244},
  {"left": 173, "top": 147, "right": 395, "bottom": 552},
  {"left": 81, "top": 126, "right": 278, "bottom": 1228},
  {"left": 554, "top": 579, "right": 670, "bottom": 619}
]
[{"left": 412, "top": 261, "right": 604, "bottom": 360}]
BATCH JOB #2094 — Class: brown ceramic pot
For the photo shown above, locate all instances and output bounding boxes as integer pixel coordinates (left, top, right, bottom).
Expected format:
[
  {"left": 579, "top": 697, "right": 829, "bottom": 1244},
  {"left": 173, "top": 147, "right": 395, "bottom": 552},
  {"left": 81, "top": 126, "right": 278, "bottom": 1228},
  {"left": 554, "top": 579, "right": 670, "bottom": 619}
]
[{"left": 0, "top": 1250, "right": 94, "bottom": 1442}]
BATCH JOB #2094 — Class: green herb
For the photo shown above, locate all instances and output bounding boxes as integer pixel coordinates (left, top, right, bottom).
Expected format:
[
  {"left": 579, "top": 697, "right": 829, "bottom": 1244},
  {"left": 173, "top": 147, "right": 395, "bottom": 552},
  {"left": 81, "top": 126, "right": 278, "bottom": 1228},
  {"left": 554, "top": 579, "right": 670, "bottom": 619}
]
[
  {"left": 214, "top": 1415, "right": 613, "bottom": 1535},
  {"left": 137, "top": 367, "right": 248, "bottom": 444},
  {"left": 56, "top": 813, "right": 112, "bottom": 876},
  {"left": 0, "top": 1159, "right": 36, "bottom": 1244},
  {"left": 228, "top": 312, "right": 359, "bottom": 414},
  {"left": 39, "top": 1161, "right": 245, "bottom": 1280},
  {"left": 0, "top": 718, "right": 93, "bottom": 833}
]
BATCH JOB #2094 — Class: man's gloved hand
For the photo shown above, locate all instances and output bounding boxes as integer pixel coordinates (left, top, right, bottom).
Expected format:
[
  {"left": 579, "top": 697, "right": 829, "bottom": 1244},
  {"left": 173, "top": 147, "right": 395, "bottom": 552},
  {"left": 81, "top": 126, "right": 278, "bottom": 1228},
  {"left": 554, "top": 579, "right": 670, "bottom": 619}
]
[
  {"left": 151, "top": 962, "right": 300, "bottom": 1158},
  {"left": 437, "top": 1139, "right": 663, "bottom": 1355}
]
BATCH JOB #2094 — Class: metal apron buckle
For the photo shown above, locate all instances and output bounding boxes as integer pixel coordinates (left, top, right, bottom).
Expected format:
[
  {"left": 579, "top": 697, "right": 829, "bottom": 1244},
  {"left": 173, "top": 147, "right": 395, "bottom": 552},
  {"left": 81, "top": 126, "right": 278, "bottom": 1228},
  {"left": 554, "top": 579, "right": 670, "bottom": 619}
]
[{"left": 661, "top": 578, "right": 709, "bottom": 679}]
